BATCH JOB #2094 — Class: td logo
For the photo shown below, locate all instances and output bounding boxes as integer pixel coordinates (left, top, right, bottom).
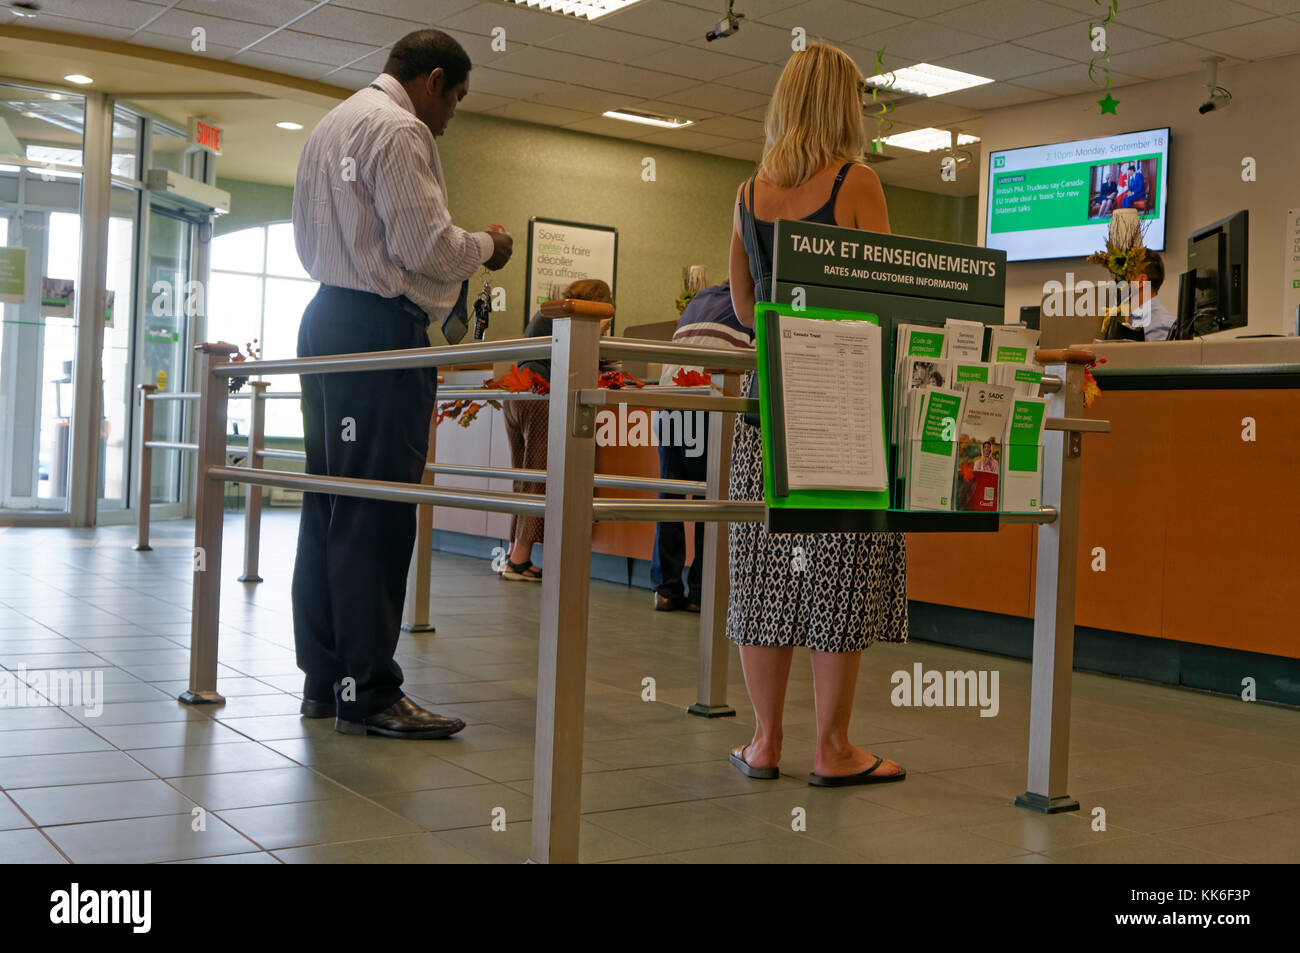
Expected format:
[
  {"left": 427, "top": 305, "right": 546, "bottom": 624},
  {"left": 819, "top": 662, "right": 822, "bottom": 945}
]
[{"left": 993, "top": 156, "right": 1005, "bottom": 168}]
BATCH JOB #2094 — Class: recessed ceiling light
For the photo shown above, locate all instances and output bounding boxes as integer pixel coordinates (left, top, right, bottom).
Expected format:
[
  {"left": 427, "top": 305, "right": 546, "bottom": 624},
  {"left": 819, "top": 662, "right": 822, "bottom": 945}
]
[
  {"left": 275, "top": 121, "right": 303, "bottom": 130},
  {"left": 501, "top": 0, "right": 644, "bottom": 20},
  {"left": 48, "top": 93, "right": 66, "bottom": 101},
  {"left": 63, "top": 74, "right": 94, "bottom": 85},
  {"left": 9, "top": 8, "right": 37, "bottom": 18},
  {"left": 877, "top": 128, "right": 980, "bottom": 153},
  {"left": 865, "top": 63, "right": 993, "bottom": 98},
  {"left": 602, "top": 109, "right": 692, "bottom": 129}
]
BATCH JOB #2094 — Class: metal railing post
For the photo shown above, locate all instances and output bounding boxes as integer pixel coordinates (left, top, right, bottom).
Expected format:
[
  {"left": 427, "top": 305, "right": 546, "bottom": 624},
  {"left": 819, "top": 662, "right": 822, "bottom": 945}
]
[
  {"left": 238, "top": 380, "right": 269, "bottom": 583},
  {"left": 402, "top": 412, "right": 438, "bottom": 633},
  {"left": 134, "top": 384, "right": 157, "bottom": 551},
  {"left": 1016, "top": 359, "right": 1085, "bottom": 813},
  {"left": 180, "top": 342, "right": 238, "bottom": 706},
  {"left": 529, "top": 310, "right": 603, "bottom": 864},
  {"left": 689, "top": 369, "right": 739, "bottom": 717}
]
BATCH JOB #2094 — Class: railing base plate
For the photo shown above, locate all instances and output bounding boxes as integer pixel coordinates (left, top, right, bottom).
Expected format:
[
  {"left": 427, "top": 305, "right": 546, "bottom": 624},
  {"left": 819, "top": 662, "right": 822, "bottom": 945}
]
[
  {"left": 237, "top": 574, "right": 263, "bottom": 583},
  {"left": 179, "top": 690, "right": 226, "bottom": 706},
  {"left": 133, "top": 545, "right": 152, "bottom": 552},
  {"left": 401, "top": 623, "right": 436, "bottom": 633},
  {"left": 1014, "top": 791, "right": 1079, "bottom": 814},
  {"left": 686, "top": 702, "right": 736, "bottom": 718}
]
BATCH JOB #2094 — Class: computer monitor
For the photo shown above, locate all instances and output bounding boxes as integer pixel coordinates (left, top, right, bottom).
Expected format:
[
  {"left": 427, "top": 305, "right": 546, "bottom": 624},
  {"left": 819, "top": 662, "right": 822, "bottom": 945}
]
[
  {"left": 1186, "top": 210, "right": 1248, "bottom": 332},
  {"left": 1019, "top": 305, "right": 1041, "bottom": 330}
]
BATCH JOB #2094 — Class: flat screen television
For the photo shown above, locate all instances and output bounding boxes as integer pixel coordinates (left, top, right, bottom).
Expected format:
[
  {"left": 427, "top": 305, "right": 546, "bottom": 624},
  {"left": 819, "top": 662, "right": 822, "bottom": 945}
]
[{"left": 985, "top": 127, "right": 1170, "bottom": 262}]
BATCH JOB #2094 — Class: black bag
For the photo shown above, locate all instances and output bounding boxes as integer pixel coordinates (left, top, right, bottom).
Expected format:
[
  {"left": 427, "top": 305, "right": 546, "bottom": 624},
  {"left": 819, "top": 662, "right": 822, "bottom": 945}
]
[{"left": 740, "top": 174, "right": 770, "bottom": 429}]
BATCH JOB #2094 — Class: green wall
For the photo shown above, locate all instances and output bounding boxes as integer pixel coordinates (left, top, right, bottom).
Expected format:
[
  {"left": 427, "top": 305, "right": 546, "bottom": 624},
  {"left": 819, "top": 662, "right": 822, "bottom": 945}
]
[{"left": 216, "top": 110, "right": 977, "bottom": 339}]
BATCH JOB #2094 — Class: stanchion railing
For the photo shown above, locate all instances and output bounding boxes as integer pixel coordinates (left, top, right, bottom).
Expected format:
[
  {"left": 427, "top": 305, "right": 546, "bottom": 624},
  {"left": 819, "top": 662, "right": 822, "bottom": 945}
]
[{"left": 176, "top": 304, "right": 1104, "bottom": 864}]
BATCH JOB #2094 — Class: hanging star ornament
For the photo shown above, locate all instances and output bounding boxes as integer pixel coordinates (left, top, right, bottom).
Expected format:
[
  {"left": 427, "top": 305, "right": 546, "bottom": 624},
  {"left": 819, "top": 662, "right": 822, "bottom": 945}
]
[{"left": 1098, "top": 92, "right": 1119, "bottom": 114}]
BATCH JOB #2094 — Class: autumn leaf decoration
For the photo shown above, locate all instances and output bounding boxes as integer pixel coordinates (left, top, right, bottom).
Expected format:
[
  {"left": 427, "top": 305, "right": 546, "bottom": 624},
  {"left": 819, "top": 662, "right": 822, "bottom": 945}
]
[
  {"left": 1082, "top": 356, "right": 1107, "bottom": 409},
  {"left": 436, "top": 366, "right": 643, "bottom": 428},
  {"left": 672, "top": 369, "right": 712, "bottom": 387}
]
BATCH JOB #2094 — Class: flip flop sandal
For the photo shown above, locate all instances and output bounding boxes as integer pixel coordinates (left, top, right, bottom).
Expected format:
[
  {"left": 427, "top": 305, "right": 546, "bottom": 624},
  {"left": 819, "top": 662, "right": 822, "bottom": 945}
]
[
  {"left": 729, "top": 743, "right": 779, "bottom": 780},
  {"left": 502, "top": 559, "right": 542, "bottom": 581},
  {"left": 807, "top": 756, "right": 906, "bottom": 787}
]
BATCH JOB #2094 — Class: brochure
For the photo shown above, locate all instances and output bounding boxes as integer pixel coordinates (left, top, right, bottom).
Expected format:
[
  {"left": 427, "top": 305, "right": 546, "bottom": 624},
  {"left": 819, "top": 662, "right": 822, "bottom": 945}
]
[
  {"left": 1001, "top": 395, "right": 1048, "bottom": 511},
  {"left": 994, "top": 362, "right": 1044, "bottom": 397},
  {"left": 952, "top": 383, "right": 1014, "bottom": 512},
  {"left": 906, "top": 387, "right": 965, "bottom": 511},
  {"left": 895, "top": 355, "right": 952, "bottom": 440},
  {"left": 943, "top": 318, "right": 985, "bottom": 360},
  {"left": 988, "top": 325, "right": 1040, "bottom": 365},
  {"left": 951, "top": 361, "right": 992, "bottom": 387}
]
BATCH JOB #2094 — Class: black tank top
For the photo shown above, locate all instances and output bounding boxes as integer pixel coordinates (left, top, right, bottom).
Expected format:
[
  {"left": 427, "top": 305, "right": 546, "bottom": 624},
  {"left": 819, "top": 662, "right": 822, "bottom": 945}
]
[{"left": 739, "top": 162, "right": 854, "bottom": 305}]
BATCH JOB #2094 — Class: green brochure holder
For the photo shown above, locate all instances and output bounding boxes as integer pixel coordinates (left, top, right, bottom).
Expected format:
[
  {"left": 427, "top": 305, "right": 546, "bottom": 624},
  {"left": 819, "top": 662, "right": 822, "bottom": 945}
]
[{"left": 755, "top": 302, "right": 890, "bottom": 512}]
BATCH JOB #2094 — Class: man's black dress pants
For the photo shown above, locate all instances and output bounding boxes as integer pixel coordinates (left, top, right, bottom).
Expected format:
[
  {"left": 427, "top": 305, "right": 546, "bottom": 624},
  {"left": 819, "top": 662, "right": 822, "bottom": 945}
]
[{"left": 291, "top": 285, "right": 436, "bottom": 721}]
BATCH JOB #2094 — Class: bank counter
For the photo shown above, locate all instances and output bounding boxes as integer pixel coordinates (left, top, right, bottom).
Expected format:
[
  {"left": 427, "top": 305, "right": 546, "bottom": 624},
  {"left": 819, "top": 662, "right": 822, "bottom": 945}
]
[{"left": 431, "top": 338, "right": 1300, "bottom": 706}]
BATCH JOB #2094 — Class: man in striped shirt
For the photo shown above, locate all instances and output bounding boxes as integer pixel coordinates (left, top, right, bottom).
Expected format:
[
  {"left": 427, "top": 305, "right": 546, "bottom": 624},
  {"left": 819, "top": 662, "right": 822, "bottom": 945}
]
[{"left": 290, "top": 30, "right": 511, "bottom": 740}]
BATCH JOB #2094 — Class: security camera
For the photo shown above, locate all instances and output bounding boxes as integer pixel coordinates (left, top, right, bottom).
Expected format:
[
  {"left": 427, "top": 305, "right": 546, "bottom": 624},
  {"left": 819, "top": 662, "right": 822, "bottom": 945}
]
[
  {"left": 705, "top": 0, "right": 744, "bottom": 41},
  {"left": 1198, "top": 91, "right": 1231, "bottom": 114},
  {"left": 1197, "top": 56, "right": 1232, "bottom": 114}
]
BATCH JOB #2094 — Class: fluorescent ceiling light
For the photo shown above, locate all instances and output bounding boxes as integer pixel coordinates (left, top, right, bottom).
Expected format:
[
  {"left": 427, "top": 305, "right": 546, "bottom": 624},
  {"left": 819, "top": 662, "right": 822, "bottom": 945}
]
[
  {"left": 501, "top": 0, "right": 645, "bottom": 21},
  {"left": 865, "top": 63, "right": 992, "bottom": 98},
  {"left": 602, "top": 109, "right": 692, "bottom": 129},
  {"left": 275, "top": 121, "right": 303, "bottom": 130},
  {"left": 877, "top": 128, "right": 980, "bottom": 153},
  {"left": 63, "top": 74, "right": 94, "bottom": 85}
]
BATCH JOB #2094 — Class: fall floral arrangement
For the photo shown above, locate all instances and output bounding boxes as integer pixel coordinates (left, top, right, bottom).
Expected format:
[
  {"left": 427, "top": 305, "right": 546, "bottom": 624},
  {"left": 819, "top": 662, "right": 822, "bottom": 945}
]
[
  {"left": 1086, "top": 208, "right": 1148, "bottom": 336},
  {"left": 437, "top": 365, "right": 646, "bottom": 428},
  {"left": 227, "top": 339, "right": 262, "bottom": 394}
]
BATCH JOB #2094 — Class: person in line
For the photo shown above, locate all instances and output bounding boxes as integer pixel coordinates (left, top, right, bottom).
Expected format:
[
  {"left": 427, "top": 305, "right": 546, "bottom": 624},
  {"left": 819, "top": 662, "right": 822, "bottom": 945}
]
[
  {"left": 501, "top": 279, "right": 615, "bottom": 580},
  {"left": 291, "top": 29, "right": 512, "bottom": 739},
  {"left": 1129, "top": 251, "right": 1174, "bottom": 341},
  {"left": 652, "top": 281, "right": 754, "bottom": 612},
  {"left": 725, "top": 43, "right": 908, "bottom": 786}
]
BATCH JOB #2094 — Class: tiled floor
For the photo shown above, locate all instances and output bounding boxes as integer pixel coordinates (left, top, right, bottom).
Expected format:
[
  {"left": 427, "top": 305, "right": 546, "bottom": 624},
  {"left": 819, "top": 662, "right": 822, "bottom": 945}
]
[{"left": 1, "top": 510, "right": 1298, "bottom": 864}]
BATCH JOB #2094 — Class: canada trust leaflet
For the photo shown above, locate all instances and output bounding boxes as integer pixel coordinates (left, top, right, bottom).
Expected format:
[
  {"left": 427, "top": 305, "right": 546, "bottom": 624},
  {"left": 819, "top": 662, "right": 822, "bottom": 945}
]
[
  {"left": 777, "top": 315, "right": 887, "bottom": 491},
  {"left": 988, "top": 325, "right": 1040, "bottom": 364},
  {"left": 995, "top": 363, "right": 1044, "bottom": 397},
  {"left": 943, "top": 318, "right": 985, "bottom": 360},
  {"left": 1001, "top": 395, "right": 1048, "bottom": 511},
  {"left": 953, "top": 383, "right": 1015, "bottom": 512},
  {"left": 893, "top": 323, "right": 946, "bottom": 439},
  {"left": 907, "top": 387, "right": 965, "bottom": 511}
]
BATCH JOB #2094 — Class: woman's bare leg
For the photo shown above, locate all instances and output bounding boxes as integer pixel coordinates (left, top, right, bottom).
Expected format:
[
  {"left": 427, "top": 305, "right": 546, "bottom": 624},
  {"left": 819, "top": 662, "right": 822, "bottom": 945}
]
[
  {"left": 734, "top": 644, "right": 794, "bottom": 769},
  {"left": 809, "top": 649, "right": 903, "bottom": 778}
]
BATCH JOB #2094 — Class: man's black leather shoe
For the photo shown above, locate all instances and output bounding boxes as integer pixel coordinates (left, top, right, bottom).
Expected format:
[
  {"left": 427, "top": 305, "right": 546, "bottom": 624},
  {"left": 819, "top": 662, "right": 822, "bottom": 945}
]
[
  {"left": 300, "top": 697, "right": 336, "bottom": 718},
  {"left": 335, "top": 696, "right": 465, "bottom": 739}
]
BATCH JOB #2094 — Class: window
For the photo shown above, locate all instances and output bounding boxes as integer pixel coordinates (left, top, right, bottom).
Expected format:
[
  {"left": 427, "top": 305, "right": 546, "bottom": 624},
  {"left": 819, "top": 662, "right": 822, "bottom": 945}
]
[{"left": 209, "top": 222, "right": 315, "bottom": 438}]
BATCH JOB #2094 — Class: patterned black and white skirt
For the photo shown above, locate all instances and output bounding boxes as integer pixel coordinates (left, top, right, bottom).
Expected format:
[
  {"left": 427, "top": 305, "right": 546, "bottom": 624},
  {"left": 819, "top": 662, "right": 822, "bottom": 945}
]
[{"left": 725, "top": 387, "right": 908, "bottom": 653}]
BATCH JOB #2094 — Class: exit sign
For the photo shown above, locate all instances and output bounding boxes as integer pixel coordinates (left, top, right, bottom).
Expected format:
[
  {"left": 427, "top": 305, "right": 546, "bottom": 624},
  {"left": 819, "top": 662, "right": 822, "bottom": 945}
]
[{"left": 188, "top": 117, "right": 223, "bottom": 155}]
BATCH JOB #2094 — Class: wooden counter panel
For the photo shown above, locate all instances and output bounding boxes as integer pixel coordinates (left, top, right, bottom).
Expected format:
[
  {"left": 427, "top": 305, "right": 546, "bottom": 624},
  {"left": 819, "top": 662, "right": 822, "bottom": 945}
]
[
  {"left": 906, "top": 525, "right": 1035, "bottom": 617},
  {"left": 1072, "top": 392, "right": 1173, "bottom": 638},
  {"left": 432, "top": 412, "right": 488, "bottom": 537},
  {"left": 1158, "top": 390, "right": 1300, "bottom": 658}
]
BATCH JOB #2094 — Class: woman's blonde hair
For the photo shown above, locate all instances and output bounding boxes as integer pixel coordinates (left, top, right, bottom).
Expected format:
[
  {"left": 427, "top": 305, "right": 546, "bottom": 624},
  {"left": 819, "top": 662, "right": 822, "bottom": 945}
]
[
  {"left": 563, "top": 278, "right": 614, "bottom": 308},
  {"left": 759, "top": 43, "right": 867, "bottom": 189}
]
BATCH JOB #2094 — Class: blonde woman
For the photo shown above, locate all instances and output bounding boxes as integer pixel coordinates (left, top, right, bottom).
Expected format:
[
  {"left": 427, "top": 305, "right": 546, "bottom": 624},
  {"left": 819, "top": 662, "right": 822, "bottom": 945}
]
[{"left": 726, "top": 43, "right": 908, "bottom": 786}]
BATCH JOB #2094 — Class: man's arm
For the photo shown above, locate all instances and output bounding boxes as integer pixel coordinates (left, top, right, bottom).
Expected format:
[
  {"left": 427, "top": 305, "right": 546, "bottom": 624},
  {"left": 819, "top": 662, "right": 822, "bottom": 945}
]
[{"left": 370, "top": 125, "right": 492, "bottom": 282}]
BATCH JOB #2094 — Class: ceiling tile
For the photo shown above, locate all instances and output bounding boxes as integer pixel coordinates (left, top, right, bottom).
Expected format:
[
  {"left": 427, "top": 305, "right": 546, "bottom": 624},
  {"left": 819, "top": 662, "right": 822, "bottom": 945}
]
[
  {"left": 658, "top": 82, "right": 772, "bottom": 113},
  {"left": 1105, "top": 39, "right": 1240, "bottom": 80},
  {"left": 754, "top": 0, "right": 909, "bottom": 42},
  {"left": 492, "top": 45, "right": 597, "bottom": 78},
  {"left": 1013, "top": 62, "right": 1148, "bottom": 95},
  {"left": 856, "top": 21, "right": 995, "bottom": 63},
  {"left": 939, "top": 82, "right": 1052, "bottom": 109},
  {"left": 1015, "top": 21, "right": 1173, "bottom": 60},
  {"left": 720, "top": 63, "right": 783, "bottom": 94},
  {"left": 1234, "top": 0, "right": 1300, "bottom": 11},
  {"left": 327, "top": 68, "right": 389, "bottom": 91},
  {"left": 561, "top": 116, "right": 654, "bottom": 139},
  {"left": 935, "top": 42, "right": 1078, "bottom": 80},
  {"left": 528, "top": 84, "right": 630, "bottom": 113},
  {"left": 886, "top": 98, "right": 981, "bottom": 127},
  {"left": 226, "top": 49, "right": 333, "bottom": 79},
  {"left": 625, "top": 98, "right": 721, "bottom": 124},
  {"left": 1127, "top": 0, "right": 1274, "bottom": 39},
  {"left": 681, "top": 20, "right": 803, "bottom": 63},
  {"left": 464, "top": 66, "right": 577, "bottom": 101},
  {"left": 131, "top": 31, "right": 244, "bottom": 60},
  {"left": 535, "top": 23, "right": 678, "bottom": 62},
  {"left": 27, "top": 0, "right": 168, "bottom": 31},
  {"left": 688, "top": 115, "right": 765, "bottom": 140},
  {"left": 672, "top": 0, "right": 792, "bottom": 17},
  {"left": 597, "top": 0, "right": 725, "bottom": 42},
  {"left": 442, "top": 3, "right": 581, "bottom": 46},
  {"left": 332, "top": 0, "right": 480, "bottom": 23},
  {"left": 241, "top": 30, "right": 379, "bottom": 67},
  {"left": 12, "top": 18, "right": 135, "bottom": 42},
  {"left": 173, "top": 0, "right": 319, "bottom": 29},
  {"left": 575, "top": 61, "right": 700, "bottom": 98},
  {"left": 1183, "top": 16, "right": 1300, "bottom": 58},
  {"left": 627, "top": 44, "right": 762, "bottom": 81},
  {"left": 292, "top": 7, "right": 426, "bottom": 47},
  {"left": 940, "top": 0, "right": 1085, "bottom": 41},
  {"left": 142, "top": 10, "right": 279, "bottom": 48}
]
